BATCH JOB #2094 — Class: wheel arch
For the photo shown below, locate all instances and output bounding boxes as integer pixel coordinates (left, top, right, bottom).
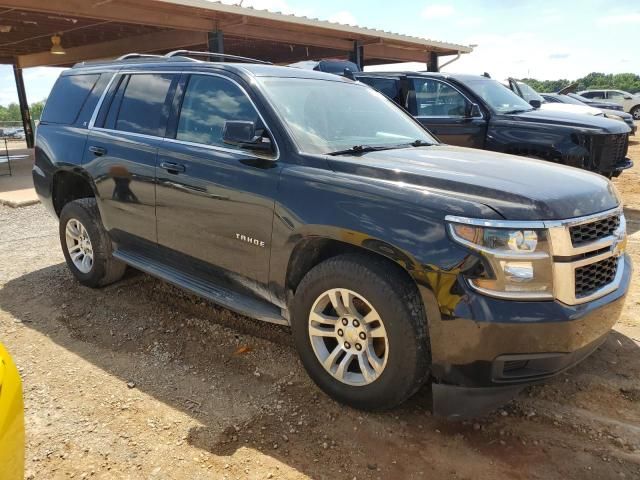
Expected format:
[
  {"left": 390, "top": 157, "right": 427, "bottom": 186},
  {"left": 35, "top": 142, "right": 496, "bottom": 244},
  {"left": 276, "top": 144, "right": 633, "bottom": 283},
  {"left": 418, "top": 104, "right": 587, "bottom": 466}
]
[{"left": 51, "top": 168, "right": 98, "bottom": 217}]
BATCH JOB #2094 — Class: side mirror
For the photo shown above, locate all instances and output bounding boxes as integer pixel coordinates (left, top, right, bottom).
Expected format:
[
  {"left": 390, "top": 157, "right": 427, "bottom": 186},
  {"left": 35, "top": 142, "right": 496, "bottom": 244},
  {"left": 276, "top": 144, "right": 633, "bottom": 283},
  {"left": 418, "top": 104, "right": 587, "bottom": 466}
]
[
  {"left": 624, "top": 95, "right": 632, "bottom": 100},
  {"left": 466, "top": 103, "right": 482, "bottom": 118},
  {"left": 529, "top": 99, "right": 541, "bottom": 108},
  {"left": 222, "top": 121, "right": 274, "bottom": 154}
]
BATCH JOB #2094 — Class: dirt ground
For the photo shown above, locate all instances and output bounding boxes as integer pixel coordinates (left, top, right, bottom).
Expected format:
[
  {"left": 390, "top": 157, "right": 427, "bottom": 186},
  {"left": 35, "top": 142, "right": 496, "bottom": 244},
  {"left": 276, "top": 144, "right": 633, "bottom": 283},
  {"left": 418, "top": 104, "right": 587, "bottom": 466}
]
[{"left": 1, "top": 127, "right": 639, "bottom": 480}]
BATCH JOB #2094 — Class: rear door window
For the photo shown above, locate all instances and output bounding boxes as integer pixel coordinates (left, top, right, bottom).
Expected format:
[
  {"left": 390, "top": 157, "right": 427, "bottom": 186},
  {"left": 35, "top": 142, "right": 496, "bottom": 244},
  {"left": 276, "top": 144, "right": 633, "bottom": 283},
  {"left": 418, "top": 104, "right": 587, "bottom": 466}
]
[
  {"left": 113, "top": 73, "right": 174, "bottom": 137},
  {"left": 41, "top": 74, "right": 100, "bottom": 125}
]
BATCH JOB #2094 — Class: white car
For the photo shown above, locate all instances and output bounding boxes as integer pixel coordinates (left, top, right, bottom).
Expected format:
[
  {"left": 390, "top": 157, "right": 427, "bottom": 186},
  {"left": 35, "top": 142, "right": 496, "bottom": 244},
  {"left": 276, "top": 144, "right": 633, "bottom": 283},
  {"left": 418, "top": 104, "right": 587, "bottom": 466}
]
[
  {"left": 507, "top": 80, "right": 606, "bottom": 117},
  {"left": 579, "top": 89, "right": 640, "bottom": 120}
]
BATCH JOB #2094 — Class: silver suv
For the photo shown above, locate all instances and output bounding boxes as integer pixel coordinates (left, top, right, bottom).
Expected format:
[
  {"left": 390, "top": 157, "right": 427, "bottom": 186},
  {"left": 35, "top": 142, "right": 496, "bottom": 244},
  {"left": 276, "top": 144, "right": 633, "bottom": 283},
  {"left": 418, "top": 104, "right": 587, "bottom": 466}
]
[{"left": 579, "top": 89, "right": 640, "bottom": 120}]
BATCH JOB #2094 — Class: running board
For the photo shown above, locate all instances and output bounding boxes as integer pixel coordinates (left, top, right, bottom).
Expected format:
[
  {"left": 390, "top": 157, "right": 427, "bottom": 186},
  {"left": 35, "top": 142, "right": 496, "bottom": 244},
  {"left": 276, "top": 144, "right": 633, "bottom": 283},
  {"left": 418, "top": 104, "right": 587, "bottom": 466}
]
[{"left": 113, "top": 249, "right": 288, "bottom": 325}]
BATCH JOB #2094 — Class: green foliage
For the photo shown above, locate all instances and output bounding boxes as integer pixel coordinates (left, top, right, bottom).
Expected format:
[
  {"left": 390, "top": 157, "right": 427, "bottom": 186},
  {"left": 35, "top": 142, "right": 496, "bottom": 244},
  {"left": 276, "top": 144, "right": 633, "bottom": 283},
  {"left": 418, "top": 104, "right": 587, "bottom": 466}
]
[
  {"left": 0, "top": 100, "right": 46, "bottom": 122},
  {"left": 520, "top": 72, "right": 640, "bottom": 94}
]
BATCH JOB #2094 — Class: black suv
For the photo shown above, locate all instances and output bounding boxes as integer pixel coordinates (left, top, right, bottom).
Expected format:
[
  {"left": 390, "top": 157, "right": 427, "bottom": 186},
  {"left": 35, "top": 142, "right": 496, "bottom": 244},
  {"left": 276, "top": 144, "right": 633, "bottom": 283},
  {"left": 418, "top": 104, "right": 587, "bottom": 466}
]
[
  {"left": 34, "top": 51, "right": 631, "bottom": 418},
  {"left": 356, "top": 72, "right": 632, "bottom": 178}
]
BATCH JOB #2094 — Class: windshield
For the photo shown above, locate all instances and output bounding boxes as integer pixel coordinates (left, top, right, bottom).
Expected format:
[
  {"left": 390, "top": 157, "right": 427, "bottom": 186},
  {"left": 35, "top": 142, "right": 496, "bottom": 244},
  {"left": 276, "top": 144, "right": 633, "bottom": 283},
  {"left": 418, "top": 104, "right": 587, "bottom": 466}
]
[
  {"left": 556, "top": 94, "right": 586, "bottom": 106},
  {"left": 568, "top": 93, "right": 594, "bottom": 104},
  {"left": 516, "top": 81, "right": 545, "bottom": 103},
  {"left": 465, "top": 79, "right": 533, "bottom": 114},
  {"left": 258, "top": 78, "right": 436, "bottom": 155}
]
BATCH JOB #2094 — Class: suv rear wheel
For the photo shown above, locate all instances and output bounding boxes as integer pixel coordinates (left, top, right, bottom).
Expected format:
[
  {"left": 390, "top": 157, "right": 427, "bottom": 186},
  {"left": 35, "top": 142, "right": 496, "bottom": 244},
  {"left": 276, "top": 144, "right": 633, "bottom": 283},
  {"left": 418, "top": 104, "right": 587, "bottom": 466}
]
[
  {"left": 59, "top": 198, "right": 126, "bottom": 288},
  {"left": 291, "top": 254, "right": 430, "bottom": 410}
]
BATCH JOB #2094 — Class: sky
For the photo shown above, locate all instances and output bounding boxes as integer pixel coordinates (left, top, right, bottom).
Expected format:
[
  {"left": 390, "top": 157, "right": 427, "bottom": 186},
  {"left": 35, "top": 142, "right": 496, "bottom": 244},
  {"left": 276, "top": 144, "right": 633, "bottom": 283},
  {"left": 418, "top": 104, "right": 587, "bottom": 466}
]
[{"left": 1, "top": 0, "right": 637, "bottom": 106}]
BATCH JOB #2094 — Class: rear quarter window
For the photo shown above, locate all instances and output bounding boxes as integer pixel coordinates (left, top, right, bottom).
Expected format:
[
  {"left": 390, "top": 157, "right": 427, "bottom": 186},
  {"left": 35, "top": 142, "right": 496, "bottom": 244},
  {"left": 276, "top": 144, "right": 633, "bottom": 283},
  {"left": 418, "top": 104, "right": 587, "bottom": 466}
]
[{"left": 41, "top": 74, "right": 100, "bottom": 125}]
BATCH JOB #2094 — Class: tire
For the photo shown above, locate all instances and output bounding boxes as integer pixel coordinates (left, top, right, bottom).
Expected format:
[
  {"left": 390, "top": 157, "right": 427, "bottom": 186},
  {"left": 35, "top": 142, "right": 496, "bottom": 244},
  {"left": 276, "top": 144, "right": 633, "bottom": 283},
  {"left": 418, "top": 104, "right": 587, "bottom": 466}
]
[
  {"left": 291, "top": 254, "right": 430, "bottom": 410},
  {"left": 631, "top": 105, "right": 640, "bottom": 121},
  {"left": 59, "top": 198, "right": 126, "bottom": 288}
]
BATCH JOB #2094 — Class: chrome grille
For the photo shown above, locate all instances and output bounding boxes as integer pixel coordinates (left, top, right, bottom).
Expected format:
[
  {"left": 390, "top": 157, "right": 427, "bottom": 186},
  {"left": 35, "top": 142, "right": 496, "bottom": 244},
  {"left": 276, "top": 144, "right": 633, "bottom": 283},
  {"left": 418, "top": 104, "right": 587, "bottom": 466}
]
[
  {"left": 574, "top": 256, "right": 619, "bottom": 298},
  {"left": 569, "top": 214, "right": 620, "bottom": 246},
  {"left": 548, "top": 207, "right": 626, "bottom": 305}
]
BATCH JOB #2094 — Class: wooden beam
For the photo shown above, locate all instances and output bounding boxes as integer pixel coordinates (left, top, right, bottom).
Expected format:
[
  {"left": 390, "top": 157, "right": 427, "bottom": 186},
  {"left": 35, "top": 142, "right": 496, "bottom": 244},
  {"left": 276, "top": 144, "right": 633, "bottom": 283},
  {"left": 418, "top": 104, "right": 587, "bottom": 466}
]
[
  {"left": 223, "top": 23, "right": 353, "bottom": 52},
  {"left": 17, "top": 29, "right": 207, "bottom": 68},
  {"left": 0, "top": 0, "right": 215, "bottom": 31},
  {"left": 364, "top": 43, "right": 428, "bottom": 63}
]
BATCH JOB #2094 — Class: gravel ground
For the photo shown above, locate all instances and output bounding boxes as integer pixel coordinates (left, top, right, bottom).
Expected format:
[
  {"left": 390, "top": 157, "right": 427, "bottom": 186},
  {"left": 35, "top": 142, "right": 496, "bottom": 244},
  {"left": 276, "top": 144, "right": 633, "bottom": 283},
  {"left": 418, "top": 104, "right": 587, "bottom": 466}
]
[{"left": 1, "top": 130, "right": 639, "bottom": 479}]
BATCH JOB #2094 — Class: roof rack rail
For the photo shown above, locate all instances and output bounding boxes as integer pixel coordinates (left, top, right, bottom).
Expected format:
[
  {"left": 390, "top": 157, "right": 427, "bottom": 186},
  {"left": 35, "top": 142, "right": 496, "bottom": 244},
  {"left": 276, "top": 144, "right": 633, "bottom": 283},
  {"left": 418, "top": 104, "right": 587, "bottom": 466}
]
[
  {"left": 164, "top": 50, "right": 272, "bottom": 65},
  {"left": 117, "top": 53, "right": 164, "bottom": 60}
]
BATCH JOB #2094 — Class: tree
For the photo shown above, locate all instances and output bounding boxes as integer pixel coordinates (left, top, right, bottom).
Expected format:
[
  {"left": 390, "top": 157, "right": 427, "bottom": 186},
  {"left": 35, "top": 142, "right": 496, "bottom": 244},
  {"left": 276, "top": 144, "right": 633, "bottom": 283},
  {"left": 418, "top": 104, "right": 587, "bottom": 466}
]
[{"left": 519, "top": 72, "right": 640, "bottom": 93}]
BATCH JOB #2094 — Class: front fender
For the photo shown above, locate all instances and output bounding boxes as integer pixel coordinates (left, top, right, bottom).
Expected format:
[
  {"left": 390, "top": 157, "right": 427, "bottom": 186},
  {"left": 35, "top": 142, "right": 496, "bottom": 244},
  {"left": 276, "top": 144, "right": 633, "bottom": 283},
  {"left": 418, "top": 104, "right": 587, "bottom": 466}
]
[
  {"left": 486, "top": 121, "right": 590, "bottom": 168},
  {"left": 269, "top": 164, "right": 486, "bottom": 311}
]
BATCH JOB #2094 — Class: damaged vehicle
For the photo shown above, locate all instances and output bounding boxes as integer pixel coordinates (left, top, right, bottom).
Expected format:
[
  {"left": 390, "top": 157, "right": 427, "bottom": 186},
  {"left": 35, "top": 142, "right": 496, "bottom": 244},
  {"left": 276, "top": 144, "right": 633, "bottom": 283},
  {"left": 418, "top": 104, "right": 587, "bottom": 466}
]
[
  {"left": 356, "top": 71, "right": 632, "bottom": 177},
  {"left": 34, "top": 52, "right": 631, "bottom": 417}
]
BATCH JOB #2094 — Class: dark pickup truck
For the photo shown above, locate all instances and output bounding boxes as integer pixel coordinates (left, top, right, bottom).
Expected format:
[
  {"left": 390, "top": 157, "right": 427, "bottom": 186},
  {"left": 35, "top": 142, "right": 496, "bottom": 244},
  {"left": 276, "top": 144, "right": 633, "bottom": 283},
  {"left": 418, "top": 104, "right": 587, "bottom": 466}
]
[
  {"left": 33, "top": 51, "right": 631, "bottom": 418},
  {"left": 355, "top": 72, "right": 632, "bottom": 178}
]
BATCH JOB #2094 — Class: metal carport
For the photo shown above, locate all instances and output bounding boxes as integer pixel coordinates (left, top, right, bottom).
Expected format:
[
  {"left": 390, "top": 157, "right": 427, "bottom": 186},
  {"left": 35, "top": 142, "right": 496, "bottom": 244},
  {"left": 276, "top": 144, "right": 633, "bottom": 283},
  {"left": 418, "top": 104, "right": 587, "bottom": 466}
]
[{"left": 0, "top": 0, "right": 472, "bottom": 148}]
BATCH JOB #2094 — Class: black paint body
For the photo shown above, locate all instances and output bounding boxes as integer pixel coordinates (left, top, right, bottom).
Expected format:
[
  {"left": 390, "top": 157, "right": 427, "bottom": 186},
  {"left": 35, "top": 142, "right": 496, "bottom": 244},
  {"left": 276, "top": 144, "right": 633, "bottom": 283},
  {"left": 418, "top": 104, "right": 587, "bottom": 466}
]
[
  {"left": 33, "top": 60, "right": 631, "bottom": 416},
  {"left": 356, "top": 72, "right": 632, "bottom": 177}
]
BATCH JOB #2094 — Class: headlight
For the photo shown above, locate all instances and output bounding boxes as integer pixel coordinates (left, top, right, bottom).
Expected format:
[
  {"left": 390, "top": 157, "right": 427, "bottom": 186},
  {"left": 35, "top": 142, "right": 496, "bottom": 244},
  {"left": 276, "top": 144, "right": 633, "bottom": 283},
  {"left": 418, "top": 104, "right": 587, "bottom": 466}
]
[{"left": 447, "top": 220, "right": 554, "bottom": 300}]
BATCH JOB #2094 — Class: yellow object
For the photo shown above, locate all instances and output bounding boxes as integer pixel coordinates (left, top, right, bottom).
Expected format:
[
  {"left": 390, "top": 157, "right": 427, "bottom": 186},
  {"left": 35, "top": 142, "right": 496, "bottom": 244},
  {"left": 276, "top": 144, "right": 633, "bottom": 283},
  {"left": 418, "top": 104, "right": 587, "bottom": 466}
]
[{"left": 0, "top": 342, "right": 24, "bottom": 480}]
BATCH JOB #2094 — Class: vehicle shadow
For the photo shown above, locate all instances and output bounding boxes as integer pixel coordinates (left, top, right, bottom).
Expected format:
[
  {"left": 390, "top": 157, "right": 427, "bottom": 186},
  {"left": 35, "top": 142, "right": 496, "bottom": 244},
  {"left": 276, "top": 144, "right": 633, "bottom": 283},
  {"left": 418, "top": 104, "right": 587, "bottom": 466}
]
[{"left": 2, "top": 264, "right": 639, "bottom": 479}]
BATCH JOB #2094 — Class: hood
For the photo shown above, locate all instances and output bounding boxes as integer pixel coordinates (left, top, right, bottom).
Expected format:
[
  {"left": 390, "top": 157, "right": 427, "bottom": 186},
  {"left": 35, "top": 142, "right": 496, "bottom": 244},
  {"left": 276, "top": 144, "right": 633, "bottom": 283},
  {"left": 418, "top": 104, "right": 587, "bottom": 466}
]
[
  {"left": 601, "top": 109, "right": 633, "bottom": 120},
  {"left": 327, "top": 145, "right": 619, "bottom": 221},
  {"left": 540, "top": 103, "right": 603, "bottom": 116},
  {"left": 497, "top": 108, "right": 631, "bottom": 134}
]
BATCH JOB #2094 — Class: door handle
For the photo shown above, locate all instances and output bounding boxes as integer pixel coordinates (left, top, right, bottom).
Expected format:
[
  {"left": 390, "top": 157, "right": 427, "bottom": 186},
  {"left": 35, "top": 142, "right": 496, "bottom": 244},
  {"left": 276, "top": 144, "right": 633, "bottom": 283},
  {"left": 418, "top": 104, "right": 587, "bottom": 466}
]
[
  {"left": 89, "top": 146, "right": 107, "bottom": 156},
  {"left": 160, "top": 161, "right": 186, "bottom": 174}
]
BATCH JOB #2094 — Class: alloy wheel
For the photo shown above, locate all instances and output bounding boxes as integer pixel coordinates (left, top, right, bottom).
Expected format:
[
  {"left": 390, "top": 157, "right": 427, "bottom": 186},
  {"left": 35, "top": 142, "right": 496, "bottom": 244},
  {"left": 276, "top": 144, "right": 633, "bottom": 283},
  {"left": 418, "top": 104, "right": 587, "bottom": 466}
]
[
  {"left": 308, "top": 288, "right": 389, "bottom": 386},
  {"left": 65, "top": 218, "right": 94, "bottom": 274}
]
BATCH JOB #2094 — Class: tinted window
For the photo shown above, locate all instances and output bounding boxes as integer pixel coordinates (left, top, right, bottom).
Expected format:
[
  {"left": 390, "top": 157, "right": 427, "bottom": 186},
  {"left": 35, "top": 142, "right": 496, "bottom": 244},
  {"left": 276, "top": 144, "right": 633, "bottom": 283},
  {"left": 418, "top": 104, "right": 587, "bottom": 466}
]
[
  {"left": 359, "top": 77, "right": 401, "bottom": 103},
  {"left": 581, "top": 91, "right": 604, "bottom": 99},
  {"left": 115, "top": 74, "right": 173, "bottom": 136},
  {"left": 319, "top": 60, "right": 360, "bottom": 74},
  {"left": 411, "top": 78, "right": 468, "bottom": 117},
  {"left": 41, "top": 74, "right": 100, "bottom": 125},
  {"left": 176, "top": 75, "right": 259, "bottom": 147}
]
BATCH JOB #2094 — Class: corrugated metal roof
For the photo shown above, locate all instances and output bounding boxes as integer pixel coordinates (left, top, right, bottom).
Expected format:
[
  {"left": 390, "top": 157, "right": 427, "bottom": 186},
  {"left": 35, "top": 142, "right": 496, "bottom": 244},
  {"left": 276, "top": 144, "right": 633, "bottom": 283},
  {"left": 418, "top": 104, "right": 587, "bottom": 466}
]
[{"left": 156, "top": 0, "right": 473, "bottom": 54}]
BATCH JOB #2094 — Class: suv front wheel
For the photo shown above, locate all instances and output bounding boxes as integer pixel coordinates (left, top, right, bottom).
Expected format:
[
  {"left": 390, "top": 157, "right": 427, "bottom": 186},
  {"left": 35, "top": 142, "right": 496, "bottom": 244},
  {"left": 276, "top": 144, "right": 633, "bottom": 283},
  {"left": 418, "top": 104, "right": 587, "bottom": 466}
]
[
  {"left": 291, "top": 254, "right": 430, "bottom": 410},
  {"left": 59, "top": 198, "right": 126, "bottom": 288}
]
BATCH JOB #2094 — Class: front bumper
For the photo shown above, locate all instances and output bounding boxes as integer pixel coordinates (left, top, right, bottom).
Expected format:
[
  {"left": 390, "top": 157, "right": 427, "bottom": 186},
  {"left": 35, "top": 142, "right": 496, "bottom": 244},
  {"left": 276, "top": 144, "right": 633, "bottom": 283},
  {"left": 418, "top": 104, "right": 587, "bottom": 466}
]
[
  {"left": 611, "top": 158, "right": 633, "bottom": 177},
  {"left": 422, "top": 253, "right": 631, "bottom": 418}
]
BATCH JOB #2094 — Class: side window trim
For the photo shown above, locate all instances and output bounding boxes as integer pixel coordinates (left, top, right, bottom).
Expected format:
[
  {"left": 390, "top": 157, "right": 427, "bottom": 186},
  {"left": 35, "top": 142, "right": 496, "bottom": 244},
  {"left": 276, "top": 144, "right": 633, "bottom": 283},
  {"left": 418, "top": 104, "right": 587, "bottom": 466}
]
[
  {"left": 164, "top": 72, "right": 280, "bottom": 160},
  {"left": 409, "top": 77, "right": 481, "bottom": 119},
  {"left": 88, "top": 72, "right": 119, "bottom": 129},
  {"left": 105, "top": 74, "right": 130, "bottom": 131}
]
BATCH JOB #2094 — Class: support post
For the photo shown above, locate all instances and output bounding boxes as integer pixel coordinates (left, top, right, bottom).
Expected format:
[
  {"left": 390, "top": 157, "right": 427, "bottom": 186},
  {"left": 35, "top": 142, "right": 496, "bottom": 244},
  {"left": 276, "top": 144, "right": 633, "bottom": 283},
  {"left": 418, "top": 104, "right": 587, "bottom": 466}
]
[
  {"left": 13, "top": 63, "right": 34, "bottom": 148},
  {"left": 427, "top": 51, "right": 439, "bottom": 72},
  {"left": 349, "top": 40, "right": 364, "bottom": 70},
  {"left": 207, "top": 30, "right": 224, "bottom": 60}
]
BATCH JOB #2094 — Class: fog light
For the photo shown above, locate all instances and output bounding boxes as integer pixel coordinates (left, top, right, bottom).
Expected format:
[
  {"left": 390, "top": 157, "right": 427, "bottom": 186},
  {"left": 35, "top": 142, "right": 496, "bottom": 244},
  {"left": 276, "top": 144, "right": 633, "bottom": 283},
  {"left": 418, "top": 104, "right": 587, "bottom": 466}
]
[{"left": 503, "top": 262, "right": 534, "bottom": 282}]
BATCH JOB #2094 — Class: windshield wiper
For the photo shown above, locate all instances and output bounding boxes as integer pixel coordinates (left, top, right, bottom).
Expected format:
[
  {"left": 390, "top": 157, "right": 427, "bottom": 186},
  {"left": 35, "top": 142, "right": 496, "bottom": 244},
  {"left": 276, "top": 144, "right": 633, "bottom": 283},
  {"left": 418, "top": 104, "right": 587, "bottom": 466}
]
[
  {"left": 502, "top": 108, "right": 533, "bottom": 115},
  {"left": 327, "top": 144, "right": 401, "bottom": 156},
  {"left": 327, "top": 140, "right": 434, "bottom": 156}
]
